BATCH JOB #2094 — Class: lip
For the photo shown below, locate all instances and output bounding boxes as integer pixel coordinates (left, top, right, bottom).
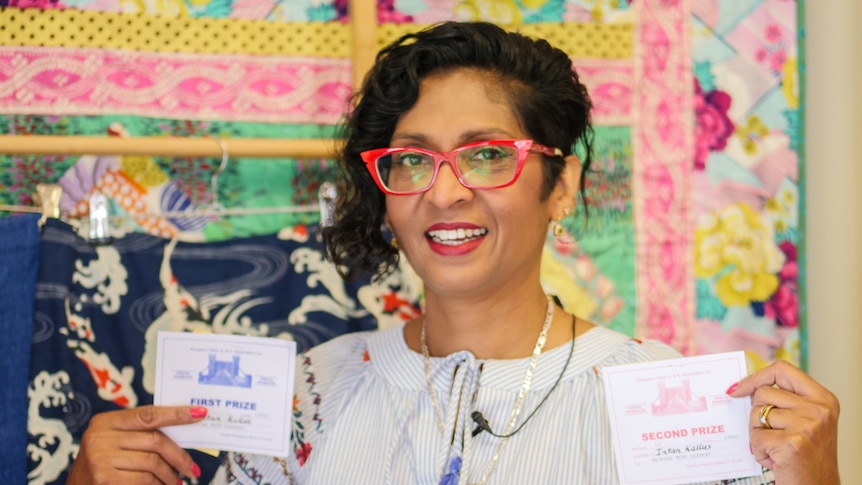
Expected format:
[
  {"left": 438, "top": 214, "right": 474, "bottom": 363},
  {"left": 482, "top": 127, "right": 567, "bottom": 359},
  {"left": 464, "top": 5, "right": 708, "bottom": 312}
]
[
  {"left": 425, "top": 222, "right": 487, "bottom": 256},
  {"left": 426, "top": 222, "right": 482, "bottom": 232}
]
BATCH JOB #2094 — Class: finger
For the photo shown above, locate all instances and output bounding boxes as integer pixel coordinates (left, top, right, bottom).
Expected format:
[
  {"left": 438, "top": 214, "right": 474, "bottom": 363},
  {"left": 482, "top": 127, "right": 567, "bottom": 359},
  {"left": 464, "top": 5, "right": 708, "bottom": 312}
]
[
  {"left": 746, "top": 384, "right": 821, "bottom": 432},
  {"left": 113, "top": 429, "right": 200, "bottom": 479},
  {"left": 749, "top": 428, "right": 776, "bottom": 470},
  {"left": 749, "top": 403, "right": 784, "bottom": 431},
  {"left": 114, "top": 405, "right": 209, "bottom": 431},
  {"left": 83, "top": 411, "right": 203, "bottom": 480},
  {"left": 89, "top": 406, "right": 206, "bottom": 432},
  {"left": 112, "top": 449, "right": 182, "bottom": 485},
  {"left": 749, "top": 385, "right": 800, "bottom": 410},
  {"left": 75, "top": 447, "right": 179, "bottom": 485},
  {"left": 87, "top": 468, "right": 174, "bottom": 485},
  {"left": 728, "top": 360, "right": 826, "bottom": 399},
  {"left": 748, "top": 385, "right": 839, "bottom": 433}
]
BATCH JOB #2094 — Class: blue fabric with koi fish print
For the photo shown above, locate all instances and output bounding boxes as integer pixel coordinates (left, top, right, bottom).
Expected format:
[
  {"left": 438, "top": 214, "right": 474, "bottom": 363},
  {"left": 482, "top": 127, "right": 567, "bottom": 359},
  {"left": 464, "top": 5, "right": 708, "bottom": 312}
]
[{"left": 25, "top": 219, "right": 419, "bottom": 484}]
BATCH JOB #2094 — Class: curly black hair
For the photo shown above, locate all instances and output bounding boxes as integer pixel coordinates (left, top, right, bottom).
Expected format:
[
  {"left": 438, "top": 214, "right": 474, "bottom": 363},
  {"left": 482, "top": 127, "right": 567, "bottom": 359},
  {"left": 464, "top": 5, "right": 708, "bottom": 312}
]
[{"left": 322, "top": 21, "right": 594, "bottom": 281}]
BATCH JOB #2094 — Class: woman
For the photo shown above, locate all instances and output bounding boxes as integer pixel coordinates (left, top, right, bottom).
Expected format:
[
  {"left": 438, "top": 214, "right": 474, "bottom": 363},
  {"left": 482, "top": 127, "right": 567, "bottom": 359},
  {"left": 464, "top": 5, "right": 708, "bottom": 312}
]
[{"left": 69, "top": 22, "right": 840, "bottom": 485}]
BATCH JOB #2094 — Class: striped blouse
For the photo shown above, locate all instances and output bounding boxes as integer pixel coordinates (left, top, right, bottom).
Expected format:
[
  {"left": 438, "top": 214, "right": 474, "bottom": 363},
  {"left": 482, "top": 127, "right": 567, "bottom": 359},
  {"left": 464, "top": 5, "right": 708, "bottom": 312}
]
[{"left": 213, "top": 324, "right": 774, "bottom": 485}]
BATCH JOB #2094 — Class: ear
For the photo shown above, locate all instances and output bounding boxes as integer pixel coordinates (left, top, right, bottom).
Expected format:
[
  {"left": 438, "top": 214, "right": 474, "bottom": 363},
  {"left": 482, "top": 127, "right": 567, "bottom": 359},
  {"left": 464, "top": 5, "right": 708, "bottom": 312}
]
[{"left": 548, "top": 154, "right": 582, "bottom": 220}]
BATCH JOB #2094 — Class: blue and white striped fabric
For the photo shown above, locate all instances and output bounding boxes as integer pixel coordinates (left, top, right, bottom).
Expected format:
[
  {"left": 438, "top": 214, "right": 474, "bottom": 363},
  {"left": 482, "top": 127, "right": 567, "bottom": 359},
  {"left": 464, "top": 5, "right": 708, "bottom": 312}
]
[{"left": 215, "top": 325, "right": 774, "bottom": 485}]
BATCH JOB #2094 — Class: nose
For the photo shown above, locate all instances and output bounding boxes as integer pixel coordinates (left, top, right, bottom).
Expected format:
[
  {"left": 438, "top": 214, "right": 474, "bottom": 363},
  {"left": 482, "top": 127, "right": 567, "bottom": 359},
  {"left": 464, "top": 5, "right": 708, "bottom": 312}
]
[{"left": 423, "top": 159, "right": 474, "bottom": 208}]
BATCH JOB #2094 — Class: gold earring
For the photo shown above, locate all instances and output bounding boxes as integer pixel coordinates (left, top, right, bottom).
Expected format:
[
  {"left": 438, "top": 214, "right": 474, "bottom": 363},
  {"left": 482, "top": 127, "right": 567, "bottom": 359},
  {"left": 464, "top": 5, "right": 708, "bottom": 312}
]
[
  {"left": 552, "top": 207, "right": 571, "bottom": 238},
  {"left": 391, "top": 236, "right": 399, "bottom": 250},
  {"left": 553, "top": 222, "right": 564, "bottom": 237}
]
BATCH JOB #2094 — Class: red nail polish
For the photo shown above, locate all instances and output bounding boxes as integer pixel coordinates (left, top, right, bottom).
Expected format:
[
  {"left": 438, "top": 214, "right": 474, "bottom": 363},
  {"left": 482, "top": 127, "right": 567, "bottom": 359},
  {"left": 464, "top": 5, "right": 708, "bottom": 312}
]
[
  {"left": 178, "top": 478, "right": 184, "bottom": 485},
  {"left": 189, "top": 406, "right": 207, "bottom": 418},
  {"left": 192, "top": 463, "right": 201, "bottom": 478},
  {"left": 725, "top": 382, "right": 739, "bottom": 395}
]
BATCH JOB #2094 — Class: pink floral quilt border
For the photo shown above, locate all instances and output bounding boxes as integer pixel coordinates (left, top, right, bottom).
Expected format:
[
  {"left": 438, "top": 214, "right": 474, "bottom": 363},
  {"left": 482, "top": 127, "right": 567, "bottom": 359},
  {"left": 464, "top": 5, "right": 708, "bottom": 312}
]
[
  {"left": 634, "top": 0, "right": 695, "bottom": 352},
  {"left": 0, "top": 47, "right": 353, "bottom": 123},
  {"left": 0, "top": 46, "right": 631, "bottom": 125}
]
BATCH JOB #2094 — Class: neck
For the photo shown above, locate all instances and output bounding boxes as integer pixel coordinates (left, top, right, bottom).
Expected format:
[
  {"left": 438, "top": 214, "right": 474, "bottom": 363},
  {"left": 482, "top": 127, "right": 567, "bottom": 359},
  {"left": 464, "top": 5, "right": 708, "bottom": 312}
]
[{"left": 414, "top": 288, "right": 555, "bottom": 359}]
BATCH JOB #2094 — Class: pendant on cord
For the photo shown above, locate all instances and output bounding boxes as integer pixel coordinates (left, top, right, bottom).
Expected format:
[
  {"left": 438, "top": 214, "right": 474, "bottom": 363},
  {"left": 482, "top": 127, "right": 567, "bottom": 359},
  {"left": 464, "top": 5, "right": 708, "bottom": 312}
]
[{"left": 439, "top": 456, "right": 462, "bottom": 485}]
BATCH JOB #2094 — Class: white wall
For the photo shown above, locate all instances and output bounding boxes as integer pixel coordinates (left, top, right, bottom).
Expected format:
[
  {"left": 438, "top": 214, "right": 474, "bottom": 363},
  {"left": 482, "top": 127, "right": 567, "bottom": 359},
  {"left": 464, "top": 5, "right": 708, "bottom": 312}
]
[{"left": 805, "top": 1, "right": 862, "bottom": 483}]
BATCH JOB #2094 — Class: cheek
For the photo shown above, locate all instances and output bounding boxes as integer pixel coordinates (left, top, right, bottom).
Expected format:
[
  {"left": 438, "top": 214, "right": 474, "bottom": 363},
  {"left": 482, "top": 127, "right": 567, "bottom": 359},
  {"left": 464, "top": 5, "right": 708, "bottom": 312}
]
[
  {"left": 384, "top": 196, "right": 417, "bottom": 235},
  {"left": 492, "top": 198, "right": 551, "bottom": 240},
  {"left": 510, "top": 209, "right": 551, "bottom": 237},
  {"left": 493, "top": 180, "right": 551, "bottom": 228}
]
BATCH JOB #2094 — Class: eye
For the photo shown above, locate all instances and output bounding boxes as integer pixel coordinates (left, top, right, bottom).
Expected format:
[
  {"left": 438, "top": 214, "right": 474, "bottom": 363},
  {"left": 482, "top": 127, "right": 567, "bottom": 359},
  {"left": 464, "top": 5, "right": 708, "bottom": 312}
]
[
  {"left": 470, "top": 146, "right": 509, "bottom": 162},
  {"left": 395, "top": 151, "right": 431, "bottom": 167},
  {"left": 461, "top": 145, "right": 516, "bottom": 171}
]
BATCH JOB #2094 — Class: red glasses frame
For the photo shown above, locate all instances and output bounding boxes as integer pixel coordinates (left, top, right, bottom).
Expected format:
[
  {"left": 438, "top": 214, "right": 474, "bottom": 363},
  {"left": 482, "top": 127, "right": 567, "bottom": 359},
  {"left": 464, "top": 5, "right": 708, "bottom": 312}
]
[{"left": 360, "top": 139, "right": 563, "bottom": 196}]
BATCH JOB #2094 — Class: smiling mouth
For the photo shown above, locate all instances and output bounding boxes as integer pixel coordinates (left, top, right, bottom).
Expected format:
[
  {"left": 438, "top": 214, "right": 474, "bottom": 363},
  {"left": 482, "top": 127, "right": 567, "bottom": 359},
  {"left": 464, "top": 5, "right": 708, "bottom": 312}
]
[{"left": 426, "top": 228, "right": 488, "bottom": 246}]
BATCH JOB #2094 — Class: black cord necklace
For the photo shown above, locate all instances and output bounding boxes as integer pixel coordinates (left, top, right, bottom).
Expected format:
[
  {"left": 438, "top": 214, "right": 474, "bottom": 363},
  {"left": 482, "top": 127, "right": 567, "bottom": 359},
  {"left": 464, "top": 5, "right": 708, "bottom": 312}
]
[{"left": 471, "top": 314, "right": 577, "bottom": 438}]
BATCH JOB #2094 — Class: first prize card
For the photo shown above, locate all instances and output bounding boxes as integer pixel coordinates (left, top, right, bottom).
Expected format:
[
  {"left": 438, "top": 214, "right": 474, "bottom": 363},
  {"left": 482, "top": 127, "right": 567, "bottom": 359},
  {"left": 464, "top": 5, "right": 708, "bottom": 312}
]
[
  {"left": 602, "top": 351, "right": 762, "bottom": 485},
  {"left": 154, "top": 332, "right": 296, "bottom": 456}
]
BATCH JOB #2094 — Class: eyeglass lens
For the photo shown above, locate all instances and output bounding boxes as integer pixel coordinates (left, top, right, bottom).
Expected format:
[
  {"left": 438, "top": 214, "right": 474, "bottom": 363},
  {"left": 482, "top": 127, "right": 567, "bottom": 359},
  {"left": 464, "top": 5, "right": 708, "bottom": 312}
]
[{"left": 376, "top": 144, "right": 520, "bottom": 193}]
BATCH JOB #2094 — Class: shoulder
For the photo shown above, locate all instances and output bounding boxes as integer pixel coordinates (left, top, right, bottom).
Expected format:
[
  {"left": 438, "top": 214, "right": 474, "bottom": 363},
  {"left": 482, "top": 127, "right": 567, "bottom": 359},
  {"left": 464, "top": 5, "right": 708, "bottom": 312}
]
[
  {"left": 293, "top": 329, "right": 376, "bottom": 405},
  {"left": 299, "top": 329, "right": 374, "bottom": 372},
  {"left": 292, "top": 324, "right": 406, "bottom": 419},
  {"left": 576, "top": 326, "right": 682, "bottom": 370}
]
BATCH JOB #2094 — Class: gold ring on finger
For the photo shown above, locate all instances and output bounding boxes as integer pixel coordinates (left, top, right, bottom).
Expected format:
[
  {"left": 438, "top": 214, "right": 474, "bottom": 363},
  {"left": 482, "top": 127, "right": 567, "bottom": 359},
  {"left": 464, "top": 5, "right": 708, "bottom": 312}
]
[{"left": 758, "top": 404, "right": 776, "bottom": 430}]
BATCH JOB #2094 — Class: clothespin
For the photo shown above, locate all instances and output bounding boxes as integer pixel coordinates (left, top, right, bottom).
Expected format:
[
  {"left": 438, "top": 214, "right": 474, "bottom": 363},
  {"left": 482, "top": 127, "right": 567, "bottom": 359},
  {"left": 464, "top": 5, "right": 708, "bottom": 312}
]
[{"left": 33, "top": 183, "right": 62, "bottom": 229}]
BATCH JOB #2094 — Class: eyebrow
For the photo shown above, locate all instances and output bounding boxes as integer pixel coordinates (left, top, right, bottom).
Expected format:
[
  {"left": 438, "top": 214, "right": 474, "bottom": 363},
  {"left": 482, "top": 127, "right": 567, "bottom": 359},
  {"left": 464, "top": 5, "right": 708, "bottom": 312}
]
[{"left": 390, "top": 128, "right": 519, "bottom": 147}]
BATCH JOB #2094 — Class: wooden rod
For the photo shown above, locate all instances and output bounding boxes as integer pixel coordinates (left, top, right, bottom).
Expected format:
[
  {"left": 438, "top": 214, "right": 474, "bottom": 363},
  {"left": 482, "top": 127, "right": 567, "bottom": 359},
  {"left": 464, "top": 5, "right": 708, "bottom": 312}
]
[
  {"left": 0, "top": 136, "right": 338, "bottom": 158},
  {"left": 349, "top": 0, "right": 378, "bottom": 90},
  {"left": 0, "top": 7, "right": 376, "bottom": 157}
]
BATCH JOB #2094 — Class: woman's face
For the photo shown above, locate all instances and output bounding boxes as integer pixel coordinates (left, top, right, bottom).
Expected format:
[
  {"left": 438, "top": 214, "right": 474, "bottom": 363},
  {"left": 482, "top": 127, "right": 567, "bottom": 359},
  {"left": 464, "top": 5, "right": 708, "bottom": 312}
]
[{"left": 385, "top": 68, "right": 577, "bottom": 299}]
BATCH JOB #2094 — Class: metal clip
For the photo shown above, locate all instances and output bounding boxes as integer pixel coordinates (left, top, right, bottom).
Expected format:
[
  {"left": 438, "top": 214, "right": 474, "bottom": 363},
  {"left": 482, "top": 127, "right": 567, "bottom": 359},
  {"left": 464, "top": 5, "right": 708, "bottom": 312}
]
[
  {"left": 210, "top": 137, "right": 229, "bottom": 212},
  {"left": 34, "top": 183, "right": 62, "bottom": 229},
  {"left": 318, "top": 181, "right": 337, "bottom": 229},
  {"left": 87, "top": 191, "right": 113, "bottom": 246}
]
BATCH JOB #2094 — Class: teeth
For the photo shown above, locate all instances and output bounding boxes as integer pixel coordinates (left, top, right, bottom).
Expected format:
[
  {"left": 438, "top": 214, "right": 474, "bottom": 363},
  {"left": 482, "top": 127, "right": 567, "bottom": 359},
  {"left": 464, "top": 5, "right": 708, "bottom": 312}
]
[{"left": 427, "top": 228, "right": 487, "bottom": 245}]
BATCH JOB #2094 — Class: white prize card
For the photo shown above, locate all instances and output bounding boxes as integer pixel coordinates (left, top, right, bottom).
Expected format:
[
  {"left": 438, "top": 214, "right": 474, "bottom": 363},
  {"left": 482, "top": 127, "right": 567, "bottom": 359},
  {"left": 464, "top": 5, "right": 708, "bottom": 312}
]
[
  {"left": 602, "top": 351, "right": 762, "bottom": 485},
  {"left": 154, "top": 331, "right": 296, "bottom": 456}
]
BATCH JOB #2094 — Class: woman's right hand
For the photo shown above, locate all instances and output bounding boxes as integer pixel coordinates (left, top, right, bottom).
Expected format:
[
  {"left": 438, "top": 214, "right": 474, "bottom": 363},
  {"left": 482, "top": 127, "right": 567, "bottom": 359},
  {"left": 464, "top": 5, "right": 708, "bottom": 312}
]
[{"left": 67, "top": 405, "right": 208, "bottom": 485}]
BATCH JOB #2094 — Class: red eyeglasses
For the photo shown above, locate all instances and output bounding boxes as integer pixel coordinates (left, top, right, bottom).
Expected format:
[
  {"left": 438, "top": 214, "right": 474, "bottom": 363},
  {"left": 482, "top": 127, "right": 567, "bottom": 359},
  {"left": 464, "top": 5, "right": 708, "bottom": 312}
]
[{"left": 361, "top": 139, "right": 563, "bottom": 195}]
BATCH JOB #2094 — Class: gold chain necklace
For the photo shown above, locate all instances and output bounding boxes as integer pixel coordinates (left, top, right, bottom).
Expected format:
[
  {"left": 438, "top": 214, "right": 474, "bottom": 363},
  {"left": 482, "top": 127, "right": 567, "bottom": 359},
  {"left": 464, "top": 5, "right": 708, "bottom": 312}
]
[{"left": 421, "top": 296, "right": 554, "bottom": 485}]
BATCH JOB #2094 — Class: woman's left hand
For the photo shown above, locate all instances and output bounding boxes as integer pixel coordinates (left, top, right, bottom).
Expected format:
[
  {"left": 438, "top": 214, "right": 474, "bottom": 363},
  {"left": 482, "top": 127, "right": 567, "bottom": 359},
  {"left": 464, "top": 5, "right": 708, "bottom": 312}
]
[{"left": 727, "top": 359, "right": 840, "bottom": 485}]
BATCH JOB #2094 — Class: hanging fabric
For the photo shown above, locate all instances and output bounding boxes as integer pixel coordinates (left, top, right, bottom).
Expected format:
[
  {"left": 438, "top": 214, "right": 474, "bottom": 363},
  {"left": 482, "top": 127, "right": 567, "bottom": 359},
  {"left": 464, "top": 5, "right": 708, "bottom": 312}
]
[
  {"left": 0, "top": 214, "right": 42, "bottom": 484},
  {"left": 26, "top": 218, "right": 420, "bottom": 484}
]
